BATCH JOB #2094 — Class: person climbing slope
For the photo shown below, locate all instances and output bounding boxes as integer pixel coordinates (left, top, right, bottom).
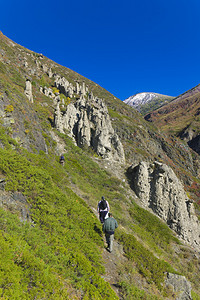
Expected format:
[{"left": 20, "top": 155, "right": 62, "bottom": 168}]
[
  {"left": 97, "top": 196, "right": 110, "bottom": 223},
  {"left": 103, "top": 212, "right": 118, "bottom": 253},
  {"left": 59, "top": 154, "right": 65, "bottom": 166}
]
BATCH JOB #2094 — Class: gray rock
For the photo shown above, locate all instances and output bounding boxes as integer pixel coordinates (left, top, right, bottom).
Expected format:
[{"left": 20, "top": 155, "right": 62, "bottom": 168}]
[
  {"left": 24, "top": 79, "right": 33, "bottom": 103},
  {"left": 54, "top": 76, "right": 87, "bottom": 98},
  {"left": 128, "top": 161, "right": 200, "bottom": 248},
  {"left": 41, "top": 64, "right": 48, "bottom": 73},
  {"left": 54, "top": 76, "right": 70, "bottom": 96},
  {"left": 0, "top": 190, "right": 31, "bottom": 222},
  {"left": 47, "top": 68, "right": 53, "bottom": 78},
  {"left": 42, "top": 86, "right": 55, "bottom": 99},
  {"left": 165, "top": 273, "right": 192, "bottom": 300},
  {"left": 54, "top": 96, "right": 125, "bottom": 162}
]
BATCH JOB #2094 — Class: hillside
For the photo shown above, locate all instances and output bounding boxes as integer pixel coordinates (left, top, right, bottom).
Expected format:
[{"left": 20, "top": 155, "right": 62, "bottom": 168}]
[
  {"left": 145, "top": 84, "right": 200, "bottom": 155},
  {"left": 0, "top": 32, "right": 200, "bottom": 299},
  {"left": 124, "top": 92, "right": 174, "bottom": 115}
]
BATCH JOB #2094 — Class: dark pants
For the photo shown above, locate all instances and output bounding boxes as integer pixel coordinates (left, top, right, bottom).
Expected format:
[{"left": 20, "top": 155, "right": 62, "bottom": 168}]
[
  {"left": 105, "top": 231, "right": 114, "bottom": 252},
  {"left": 99, "top": 211, "right": 108, "bottom": 223}
]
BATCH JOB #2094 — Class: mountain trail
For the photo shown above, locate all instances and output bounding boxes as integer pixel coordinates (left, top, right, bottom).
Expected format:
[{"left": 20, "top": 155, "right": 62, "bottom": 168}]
[
  {"left": 101, "top": 240, "right": 127, "bottom": 299},
  {"left": 90, "top": 207, "right": 127, "bottom": 299}
]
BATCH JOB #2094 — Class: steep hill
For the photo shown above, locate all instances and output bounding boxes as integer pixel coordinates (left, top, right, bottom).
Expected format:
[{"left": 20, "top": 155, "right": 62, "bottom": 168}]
[
  {"left": 0, "top": 32, "right": 200, "bottom": 299},
  {"left": 124, "top": 92, "right": 174, "bottom": 115},
  {"left": 145, "top": 84, "right": 200, "bottom": 155}
]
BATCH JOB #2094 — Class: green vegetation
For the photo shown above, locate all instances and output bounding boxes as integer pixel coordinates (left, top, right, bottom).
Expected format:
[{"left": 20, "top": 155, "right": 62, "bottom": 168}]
[
  {"left": 139, "top": 95, "right": 174, "bottom": 115},
  {"left": 116, "top": 230, "right": 176, "bottom": 290},
  {"left": 0, "top": 137, "right": 118, "bottom": 299},
  {"left": 129, "top": 202, "right": 180, "bottom": 253}
]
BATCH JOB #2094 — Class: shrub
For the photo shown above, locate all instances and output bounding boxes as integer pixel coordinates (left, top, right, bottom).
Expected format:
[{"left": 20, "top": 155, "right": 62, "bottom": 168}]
[
  {"left": 5, "top": 104, "right": 14, "bottom": 113},
  {"left": 116, "top": 229, "right": 176, "bottom": 290}
]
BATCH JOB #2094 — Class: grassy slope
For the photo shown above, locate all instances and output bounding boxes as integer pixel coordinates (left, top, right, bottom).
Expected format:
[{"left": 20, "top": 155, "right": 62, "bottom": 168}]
[{"left": 0, "top": 33, "right": 200, "bottom": 299}]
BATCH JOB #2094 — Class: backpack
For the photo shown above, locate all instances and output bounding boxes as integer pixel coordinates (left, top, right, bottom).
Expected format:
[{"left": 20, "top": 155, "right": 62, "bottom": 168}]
[{"left": 99, "top": 199, "right": 107, "bottom": 210}]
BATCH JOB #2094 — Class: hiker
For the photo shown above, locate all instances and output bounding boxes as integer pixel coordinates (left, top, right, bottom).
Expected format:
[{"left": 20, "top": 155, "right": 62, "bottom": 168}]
[
  {"left": 97, "top": 196, "right": 110, "bottom": 224},
  {"left": 103, "top": 213, "right": 118, "bottom": 253},
  {"left": 59, "top": 154, "right": 65, "bottom": 166}
]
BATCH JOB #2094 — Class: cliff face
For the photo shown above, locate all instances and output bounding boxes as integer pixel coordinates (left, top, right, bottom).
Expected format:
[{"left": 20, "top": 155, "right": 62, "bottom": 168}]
[
  {"left": 128, "top": 161, "right": 200, "bottom": 248},
  {"left": 54, "top": 95, "right": 125, "bottom": 162}
]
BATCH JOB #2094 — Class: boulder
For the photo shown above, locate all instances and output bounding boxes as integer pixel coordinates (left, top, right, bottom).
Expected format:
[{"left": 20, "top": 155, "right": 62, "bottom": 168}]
[{"left": 165, "top": 273, "right": 192, "bottom": 300}]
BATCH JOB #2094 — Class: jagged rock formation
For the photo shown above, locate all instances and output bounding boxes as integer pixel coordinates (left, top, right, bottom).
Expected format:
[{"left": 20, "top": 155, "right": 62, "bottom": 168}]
[
  {"left": 165, "top": 273, "right": 192, "bottom": 300},
  {"left": 127, "top": 161, "right": 200, "bottom": 248},
  {"left": 24, "top": 79, "right": 33, "bottom": 103},
  {"left": 39, "top": 73, "right": 125, "bottom": 162},
  {"left": 54, "top": 75, "right": 88, "bottom": 98},
  {"left": 54, "top": 95, "right": 125, "bottom": 162},
  {"left": 39, "top": 86, "right": 56, "bottom": 101}
]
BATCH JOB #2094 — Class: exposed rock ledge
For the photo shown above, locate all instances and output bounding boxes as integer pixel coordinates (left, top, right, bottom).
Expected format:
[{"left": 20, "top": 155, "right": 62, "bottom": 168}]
[
  {"left": 127, "top": 161, "right": 200, "bottom": 249},
  {"left": 54, "top": 95, "right": 125, "bottom": 163},
  {"left": 0, "top": 189, "right": 31, "bottom": 222},
  {"left": 165, "top": 273, "right": 192, "bottom": 300}
]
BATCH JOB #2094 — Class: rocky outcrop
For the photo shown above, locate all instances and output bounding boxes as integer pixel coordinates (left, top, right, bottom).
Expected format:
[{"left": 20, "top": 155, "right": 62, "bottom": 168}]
[
  {"left": 39, "top": 86, "right": 56, "bottom": 101},
  {"left": 54, "top": 95, "right": 125, "bottom": 162},
  {"left": 54, "top": 76, "right": 88, "bottom": 98},
  {"left": 40, "top": 74, "right": 124, "bottom": 162},
  {"left": 179, "top": 125, "right": 200, "bottom": 155},
  {"left": 165, "top": 273, "right": 192, "bottom": 300},
  {"left": 127, "top": 161, "right": 200, "bottom": 248},
  {"left": 0, "top": 182, "right": 31, "bottom": 222},
  {"left": 24, "top": 79, "right": 33, "bottom": 103}
]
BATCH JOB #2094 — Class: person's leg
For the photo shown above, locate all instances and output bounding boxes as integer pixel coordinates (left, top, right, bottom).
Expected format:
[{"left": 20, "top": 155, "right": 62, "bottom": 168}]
[
  {"left": 109, "top": 234, "right": 114, "bottom": 252},
  {"left": 105, "top": 232, "right": 110, "bottom": 248},
  {"left": 99, "top": 211, "right": 104, "bottom": 223},
  {"left": 100, "top": 211, "right": 107, "bottom": 223}
]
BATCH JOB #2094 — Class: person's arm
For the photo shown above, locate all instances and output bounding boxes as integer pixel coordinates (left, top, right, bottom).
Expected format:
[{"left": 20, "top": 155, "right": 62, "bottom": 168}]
[
  {"left": 97, "top": 201, "right": 100, "bottom": 213},
  {"left": 115, "top": 219, "right": 118, "bottom": 229},
  {"left": 107, "top": 201, "right": 110, "bottom": 211}
]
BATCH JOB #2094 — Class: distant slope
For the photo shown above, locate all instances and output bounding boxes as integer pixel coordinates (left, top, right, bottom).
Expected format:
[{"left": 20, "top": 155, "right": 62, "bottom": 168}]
[
  {"left": 145, "top": 84, "right": 200, "bottom": 132},
  {"left": 145, "top": 84, "right": 200, "bottom": 154},
  {"left": 124, "top": 92, "right": 174, "bottom": 115}
]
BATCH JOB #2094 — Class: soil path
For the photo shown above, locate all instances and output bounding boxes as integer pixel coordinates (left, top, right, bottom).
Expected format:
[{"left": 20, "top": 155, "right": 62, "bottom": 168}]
[
  {"left": 101, "top": 240, "right": 127, "bottom": 298},
  {"left": 91, "top": 207, "right": 127, "bottom": 299}
]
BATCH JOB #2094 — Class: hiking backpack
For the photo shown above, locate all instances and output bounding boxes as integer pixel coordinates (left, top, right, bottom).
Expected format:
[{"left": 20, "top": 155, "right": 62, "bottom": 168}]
[{"left": 99, "top": 199, "right": 107, "bottom": 210}]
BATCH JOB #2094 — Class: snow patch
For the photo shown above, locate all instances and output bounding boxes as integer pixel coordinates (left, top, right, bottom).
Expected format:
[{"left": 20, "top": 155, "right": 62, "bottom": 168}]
[{"left": 124, "top": 92, "right": 158, "bottom": 109}]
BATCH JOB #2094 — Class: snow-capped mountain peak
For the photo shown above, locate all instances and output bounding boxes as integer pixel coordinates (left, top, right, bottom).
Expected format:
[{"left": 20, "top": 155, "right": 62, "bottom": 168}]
[
  {"left": 123, "top": 92, "right": 174, "bottom": 115},
  {"left": 124, "top": 92, "right": 158, "bottom": 108}
]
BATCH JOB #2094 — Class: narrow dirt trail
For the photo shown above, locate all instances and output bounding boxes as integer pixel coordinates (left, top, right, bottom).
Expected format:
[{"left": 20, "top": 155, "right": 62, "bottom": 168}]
[
  {"left": 101, "top": 240, "right": 127, "bottom": 298},
  {"left": 91, "top": 207, "right": 127, "bottom": 299}
]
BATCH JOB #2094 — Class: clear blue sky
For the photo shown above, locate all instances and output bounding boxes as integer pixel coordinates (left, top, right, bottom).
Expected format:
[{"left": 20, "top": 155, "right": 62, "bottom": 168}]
[{"left": 1, "top": 0, "right": 200, "bottom": 100}]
